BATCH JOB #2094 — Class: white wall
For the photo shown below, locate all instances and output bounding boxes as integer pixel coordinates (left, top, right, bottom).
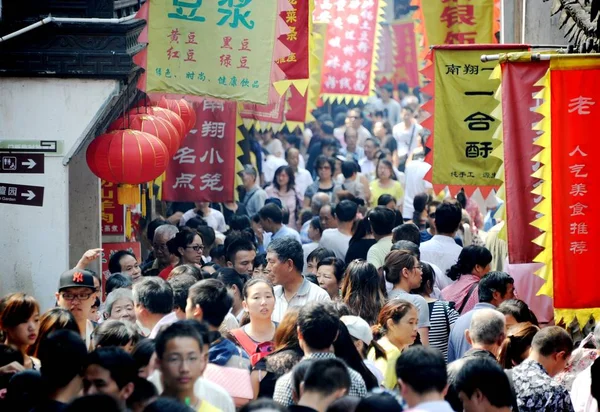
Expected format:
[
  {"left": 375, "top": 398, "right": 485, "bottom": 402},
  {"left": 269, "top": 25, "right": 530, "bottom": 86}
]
[{"left": 0, "top": 78, "right": 119, "bottom": 310}]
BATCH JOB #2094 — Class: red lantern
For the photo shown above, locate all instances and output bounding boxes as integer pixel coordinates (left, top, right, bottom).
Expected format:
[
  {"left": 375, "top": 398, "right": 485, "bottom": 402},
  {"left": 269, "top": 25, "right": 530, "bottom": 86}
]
[
  {"left": 109, "top": 114, "right": 181, "bottom": 156},
  {"left": 156, "top": 97, "right": 196, "bottom": 133},
  {"left": 86, "top": 130, "right": 169, "bottom": 204},
  {"left": 128, "top": 106, "right": 187, "bottom": 142}
]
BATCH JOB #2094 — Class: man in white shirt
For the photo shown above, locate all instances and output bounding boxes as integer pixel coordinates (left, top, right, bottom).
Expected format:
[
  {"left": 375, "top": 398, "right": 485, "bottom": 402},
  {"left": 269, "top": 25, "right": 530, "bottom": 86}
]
[
  {"left": 319, "top": 200, "right": 357, "bottom": 260},
  {"left": 286, "top": 147, "right": 313, "bottom": 198},
  {"left": 393, "top": 107, "right": 424, "bottom": 158},
  {"left": 420, "top": 200, "right": 463, "bottom": 289},
  {"left": 377, "top": 83, "right": 402, "bottom": 125},
  {"left": 358, "top": 138, "right": 380, "bottom": 182},
  {"left": 403, "top": 159, "right": 433, "bottom": 220},
  {"left": 267, "top": 237, "right": 330, "bottom": 322},
  {"left": 180, "top": 202, "right": 227, "bottom": 233},
  {"left": 133, "top": 277, "right": 178, "bottom": 339},
  {"left": 336, "top": 108, "right": 372, "bottom": 147}
]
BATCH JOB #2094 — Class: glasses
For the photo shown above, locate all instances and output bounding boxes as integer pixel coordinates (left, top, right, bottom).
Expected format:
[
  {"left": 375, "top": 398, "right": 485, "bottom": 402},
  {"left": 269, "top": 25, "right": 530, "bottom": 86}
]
[
  {"left": 318, "top": 165, "right": 331, "bottom": 170},
  {"left": 413, "top": 265, "right": 423, "bottom": 271},
  {"left": 61, "top": 292, "right": 93, "bottom": 301},
  {"left": 186, "top": 245, "right": 204, "bottom": 252}
]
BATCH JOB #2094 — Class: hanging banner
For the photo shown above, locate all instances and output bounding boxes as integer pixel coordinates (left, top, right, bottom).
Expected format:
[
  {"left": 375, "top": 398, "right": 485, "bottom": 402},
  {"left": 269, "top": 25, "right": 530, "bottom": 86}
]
[
  {"left": 422, "top": 0, "right": 495, "bottom": 45},
  {"left": 146, "top": 0, "right": 277, "bottom": 104},
  {"left": 425, "top": 45, "right": 527, "bottom": 196},
  {"left": 375, "top": 23, "right": 395, "bottom": 82},
  {"left": 101, "top": 180, "right": 124, "bottom": 235},
  {"left": 501, "top": 60, "right": 548, "bottom": 264},
  {"left": 163, "top": 99, "right": 238, "bottom": 202},
  {"left": 313, "top": 0, "right": 385, "bottom": 102},
  {"left": 391, "top": 20, "right": 420, "bottom": 88},
  {"left": 277, "top": 0, "right": 311, "bottom": 82},
  {"left": 240, "top": 93, "right": 286, "bottom": 126},
  {"left": 286, "top": 86, "right": 309, "bottom": 125}
]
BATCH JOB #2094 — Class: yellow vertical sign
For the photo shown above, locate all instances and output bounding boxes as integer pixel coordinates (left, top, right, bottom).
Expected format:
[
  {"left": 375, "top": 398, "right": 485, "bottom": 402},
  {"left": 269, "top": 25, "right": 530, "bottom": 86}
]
[
  {"left": 422, "top": 0, "right": 495, "bottom": 45},
  {"left": 147, "top": 0, "right": 278, "bottom": 104}
]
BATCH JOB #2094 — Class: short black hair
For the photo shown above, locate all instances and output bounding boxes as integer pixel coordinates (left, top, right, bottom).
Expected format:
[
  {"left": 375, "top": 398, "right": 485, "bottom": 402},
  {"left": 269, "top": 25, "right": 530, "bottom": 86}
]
[
  {"left": 155, "top": 320, "right": 204, "bottom": 360},
  {"left": 188, "top": 279, "right": 233, "bottom": 327},
  {"left": 298, "top": 302, "right": 339, "bottom": 350},
  {"left": 105, "top": 273, "right": 133, "bottom": 295},
  {"left": 229, "top": 215, "right": 252, "bottom": 232},
  {"left": 144, "top": 398, "right": 195, "bottom": 412},
  {"left": 210, "top": 244, "right": 226, "bottom": 262},
  {"left": 532, "top": 326, "right": 573, "bottom": 357},
  {"left": 377, "top": 194, "right": 395, "bottom": 207},
  {"left": 434, "top": 200, "right": 462, "bottom": 234},
  {"left": 304, "top": 358, "right": 351, "bottom": 396},
  {"left": 253, "top": 253, "right": 267, "bottom": 268},
  {"left": 335, "top": 200, "right": 358, "bottom": 223},
  {"left": 108, "top": 250, "right": 136, "bottom": 274},
  {"left": 396, "top": 346, "right": 447, "bottom": 394},
  {"left": 307, "top": 247, "right": 335, "bottom": 264},
  {"left": 317, "top": 257, "right": 346, "bottom": 283},
  {"left": 390, "top": 240, "right": 420, "bottom": 260},
  {"left": 133, "top": 277, "right": 174, "bottom": 315},
  {"left": 592, "top": 358, "right": 600, "bottom": 402},
  {"left": 315, "top": 155, "right": 335, "bottom": 172},
  {"left": 258, "top": 203, "right": 283, "bottom": 224},
  {"left": 454, "top": 358, "right": 514, "bottom": 408},
  {"left": 131, "top": 339, "right": 155, "bottom": 371},
  {"left": 267, "top": 237, "right": 304, "bottom": 273},
  {"left": 225, "top": 237, "right": 256, "bottom": 264},
  {"left": 38, "top": 330, "right": 88, "bottom": 390},
  {"left": 368, "top": 206, "right": 396, "bottom": 236},
  {"left": 168, "top": 274, "right": 198, "bottom": 312},
  {"left": 196, "top": 225, "right": 216, "bottom": 249},
  {"left": 216, "top": 268, "right": 246, "bottom": 296},
  {"left": 478, "top": 272, "right": 514, "bottom": 303},
  {"left": 93, "top": 320, "right": 139, "bottom": 349},
  {"left": 86, "top": 347, "right": 137, "bottom": 389},
  {"left": 65, "top": 394, "right": 122, "bottom": 412},
  {"left": 341, "top": 161, "right": 358, "bottom": 178},
  {"left": 392, "top": 223, "right": 421, "bottom": 245}
]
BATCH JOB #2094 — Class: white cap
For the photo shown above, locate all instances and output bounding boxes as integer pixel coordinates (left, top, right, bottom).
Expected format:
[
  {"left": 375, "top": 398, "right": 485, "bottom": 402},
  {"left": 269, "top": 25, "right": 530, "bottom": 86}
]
[{"left": 341, "top": 315, "right": 373, "bottom": 346}]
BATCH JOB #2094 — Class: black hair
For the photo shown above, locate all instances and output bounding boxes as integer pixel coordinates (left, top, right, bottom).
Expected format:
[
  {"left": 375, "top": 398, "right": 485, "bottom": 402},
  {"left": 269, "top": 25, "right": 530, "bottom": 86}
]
[
  {"left": 258, "top": 203, "right": 283, "bottom": 224},
  {"left": 169, "top": 264, "right": 204, "bottom": 281},
  {"left": 126, "top": 377, "right": 158, "bottom": 410},
  {"left": 335, "top": 200, "right": 358, "bottom": 223},
  {"left": 196, "top": 225, "right": 216, "bottom": 249},
  {"left": 216, "top": 268, "right": 247, "bottom": 296},
  {"left": 297, "top": 302, "right": 339, "bottom": 350},
  {"left": 93, "top": 320, "right": 139, "bottom": 349},
  {"left": 320, "top": 138, "right": 337, "bottom": 150},
  {"left": 0, "top": 344, "right": 24, "bottom": 388},
  {"left": 377, "top": 194, "right": 395, "bottom": 207},
  {"left": 131, "top": 339, "right": 155, "bottom": 371},
  {"left": 447, "top": 246, "right": 493, "bottom": 281},
  {"left": 239, "top": 399, "right": 289, "bottom": 412},
  {"left": 188, "top": 279, "right": 233, "bottom": 328},
  {"left": 453, "top": 357, "right": 514, "bottom": 408},
  {"left": 317, "top": 257, "right": 347, "bottom": 283},
  {"left": 478, "top": 272, "right": 514, "bottom": 303},
  {"left": 305, "top": 274, "right": 319, "bottom": 285},
  {"left": 592, "top": 358, "right": 600, "bottom": 403},
  {"left": 225, "top": 237, "right": 256, "bottom": 265},
  {"left": 144, "top": 398, "right": 194, "bottom": 412},
  {"left": 133, "top": 277, "right": 174, "bottom": 315},
  {"left": 166, "top": 227, "right": 199, "bottom": 257},
  {"left": 85, "top": 347, "right": 137, "bottom": 389},
  {"left": 168, "top": 274, "right": 198, "bottom": 312},
  {"left": 382, "top": 250, "right": 418, "bottom": 285},
  {"left": 229, "top": 215, "right": 252, "bottom": 232},
  {"left": 65, "top": 394, "right": 122, "bottom": 412},
  {"left": 411, "top": 262, "right": 435, "bottom": 295},
  {"left": 184, "top": 217, "right": 207, "bottom": 230},
  {"left": 456, "top": 189, "right": 467, "bottom": 209},
  {"left": 253, "top": 253, "right": 267, "bottom": 269},
  {"left": 398, "top": 82, "right": 409, "bottom": 94},
  {"left": 209, "top": 244, "right": 226, "bottom": 262},
  {"left": 435, "top": 200, "right": 463, "bottom": 235},
  {"left": 267, "top": 237, "right": 304, "bottom": 273},
  {"left": 105, "top": 273, "right": 133, "bottom": 295},
  {"left": 108, "top": 251, "right": 136, "bottom": 275},
  {"left": 309, "top": 216, "right": 323, "bottom": 236},
  {"left": 147, "top": 219, "right": 168, "bottom": 244},
  {"left": 306, "top": 246, "right": 335, "bottom": 265},
  {"left": 333, "top": 322, "right": 378, "bottom": 390},
  {"left": 304, "top": 358, "right": 352, "bottom": 395},
  {"left": 392, "top": 223, "right": 421, "bottom": 245},
  {"left": 412, "top": 193, "right": 430, "bottom": 229},
  {"left": 38, "top": 330, "right": 88, "bottom": 391},
  {"left": 396, "top": 346, "right": 447, "bottom": 394},
  {"left": 368, "top": 206, "right": 396, "bottom": 236},
  {"left": 349, "top": 216, "right": 372, "bottom": 245},
  {"left": 315, "top": 155, "right": 336, "bottom": 175},
  {"left": 341, "top": 161, "right": 358, "bottom": 179},
  {"left": 390, "top": 240, "right": 420, "bottom": 260},
  {"left": 291, "top": 359, "right": 314, "bottom": 400},
  {"left": 531, "top": 326, "right": 573, "bottom": 357},
  {"left": 273, "top": 165, "right": 296, "bottom": 192},
  {"left": 155, "top": 320, "right": 204, "bottom": 360},
  {"left": 497, "top": 299, "right": 539, "bottom": 326},
  {"left": 242, "top": 278, "right": 274, "bottom": 299}
]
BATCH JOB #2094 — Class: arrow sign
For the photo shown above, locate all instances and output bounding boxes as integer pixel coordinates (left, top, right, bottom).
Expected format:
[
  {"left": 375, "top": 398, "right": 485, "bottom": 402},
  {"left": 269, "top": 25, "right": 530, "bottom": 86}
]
[
  {"left": 0, "top": 153, "right": 44, "bottom": 174},
  {"left": 0, "top": 183, "right": 44, "bottom": 207}
]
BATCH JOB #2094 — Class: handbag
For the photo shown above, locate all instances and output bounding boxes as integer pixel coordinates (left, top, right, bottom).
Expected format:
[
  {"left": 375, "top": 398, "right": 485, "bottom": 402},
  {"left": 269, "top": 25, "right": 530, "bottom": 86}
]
[{"left": 203, "top": 361, "right": 254, "bottom": 407}]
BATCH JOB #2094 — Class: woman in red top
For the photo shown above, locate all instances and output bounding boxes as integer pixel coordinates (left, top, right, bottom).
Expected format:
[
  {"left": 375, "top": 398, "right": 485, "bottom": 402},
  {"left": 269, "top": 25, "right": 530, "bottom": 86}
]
[
  {"left": 158, "top": 228, "right": 204, "bottom": 280},
  {"left": 441, "top": 245, "right": 492, "bottom": 314}
]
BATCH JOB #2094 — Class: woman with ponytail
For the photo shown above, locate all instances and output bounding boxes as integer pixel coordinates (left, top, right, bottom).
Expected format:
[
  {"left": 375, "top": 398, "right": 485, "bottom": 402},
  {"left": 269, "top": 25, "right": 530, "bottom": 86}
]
[
  {"left": 441, "top": 245, "right": 492, "bottom": 314},
  {"left": 367, "top": 299, "right": 418, "bottom": 389},
  {"left": 497, "top": 322, "right": 539, "bottom": 369}
]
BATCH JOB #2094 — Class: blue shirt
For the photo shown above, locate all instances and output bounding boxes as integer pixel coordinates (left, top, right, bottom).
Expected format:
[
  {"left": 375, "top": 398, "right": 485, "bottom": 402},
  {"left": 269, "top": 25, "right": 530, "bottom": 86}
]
[
  {"left": 271, "top": 225, "right": 302, "bottom": 243},
  {"left": 447, "top": 302, "right": 496, "bottom": 362}
]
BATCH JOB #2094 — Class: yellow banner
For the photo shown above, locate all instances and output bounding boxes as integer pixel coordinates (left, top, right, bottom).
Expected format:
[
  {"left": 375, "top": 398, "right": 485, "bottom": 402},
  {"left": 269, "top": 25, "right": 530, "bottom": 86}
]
[
  {"left": 422, "top": 0, "right": 495, "bottom": 45},
  {"left": 432, "top": 48, "right": 503, "bottom": 189},
  {"left": 147, "top": 0, "right": 277, "bottom": 104}
]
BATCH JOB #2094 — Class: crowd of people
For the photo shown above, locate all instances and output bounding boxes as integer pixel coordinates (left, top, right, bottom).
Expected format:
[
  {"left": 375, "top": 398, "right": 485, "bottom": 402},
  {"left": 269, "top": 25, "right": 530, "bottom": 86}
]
[{"left": 0, "top": 85, "right": 597, "bottom": 412}]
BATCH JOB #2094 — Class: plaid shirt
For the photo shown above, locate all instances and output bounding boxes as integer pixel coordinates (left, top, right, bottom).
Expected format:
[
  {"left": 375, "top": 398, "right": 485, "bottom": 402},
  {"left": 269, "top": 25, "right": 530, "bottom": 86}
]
[{"left": 273, "top": 352, "right": 367, "bottom": 406}]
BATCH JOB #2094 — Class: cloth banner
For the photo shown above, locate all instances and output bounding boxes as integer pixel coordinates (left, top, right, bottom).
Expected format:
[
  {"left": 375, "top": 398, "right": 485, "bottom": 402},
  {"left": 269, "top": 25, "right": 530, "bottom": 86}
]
[
  {"left": 240, "top": 94, "right": 286, "bottom": 125},
  {"left": 375, "top": 23, "right": 395, "bottom": 82},
  {"left": 146, "top": 0, "right": 277, "bottom": 104},
  {"left": 163, "top": 99, "right": 238, "bottom": 202},
  {"left": 276, "top": 0, "right": 310, "bottom": 82},
  {"left": 313, "top": 0, "right": 384, "bottom": 102},
  {"left": 285, "top": 86, "right": 309, "bottom": 125},
  {"left": 501, "top": 61, "right": 547, "bottom": 264},
  {"left": 101, "top": 180, "right": 124, "bottom": 235},
  {"left": 391, "top": 20, "right": 420, "bottom": 88},
  {"left": 426, "top": 45, "right": 526, "bottom": 196}
]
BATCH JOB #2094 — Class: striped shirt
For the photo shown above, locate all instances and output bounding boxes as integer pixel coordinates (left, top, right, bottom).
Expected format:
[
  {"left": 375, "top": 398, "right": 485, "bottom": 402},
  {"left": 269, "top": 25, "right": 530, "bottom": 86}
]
[{"left": 427, "top": 300, "right": 459, "bottom": 361}]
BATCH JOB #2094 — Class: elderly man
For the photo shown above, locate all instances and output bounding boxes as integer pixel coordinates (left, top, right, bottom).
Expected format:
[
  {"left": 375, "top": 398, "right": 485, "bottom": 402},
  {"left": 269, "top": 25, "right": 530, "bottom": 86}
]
[
  {"left": 143, "top": 224, "right": 179, "bottom": 277},
  {"left": 240, "top": 164, "right": 267, "bottom": 217},
  {"left": 300, "top": 192, "right": 331, "bottom": 244}
]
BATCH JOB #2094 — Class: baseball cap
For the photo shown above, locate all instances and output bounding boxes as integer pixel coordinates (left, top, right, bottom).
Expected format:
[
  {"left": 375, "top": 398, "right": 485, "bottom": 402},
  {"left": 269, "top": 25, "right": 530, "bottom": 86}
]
[
  {"left": 58, "top": 268, "right": 96, "bottom": 291},
  {"left": 341, "top": 315, "right": 373, "bottom": 346}
]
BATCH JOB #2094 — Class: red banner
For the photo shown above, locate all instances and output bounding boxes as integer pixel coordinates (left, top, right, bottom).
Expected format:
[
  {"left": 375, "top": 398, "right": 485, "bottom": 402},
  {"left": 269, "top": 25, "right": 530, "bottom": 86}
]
[
  {"left": 314, "top": 0, "right": 382, "bottom": 100},
  {"left": 101, "top": 242, "right": 141, "bottom": 298},
  {"left": 391, "top": 20, "right": 419, "bottom": 88},
  {"left": 240, "top": 94, "right": 286, "bottom": 124},
  {"left": 163, "top": 99, "right": 237, "bottom": 202},
  {"left": 285, "top": 86, "right": 309, "bottom": 124},
  {"left": 501, "top": 61, "right": 547, "bottom": 264},
  {"left": 277, "top": 0, "right": 310, "bottom": 80},
  {"left": 551, "top": 67, "right": 600, "bottom": 309},
  {"left": 375, "top": 23, "right": 395, "bottom": 82},
  {"left": 101, "top": 180, "right": 124, "bottom": 235}
]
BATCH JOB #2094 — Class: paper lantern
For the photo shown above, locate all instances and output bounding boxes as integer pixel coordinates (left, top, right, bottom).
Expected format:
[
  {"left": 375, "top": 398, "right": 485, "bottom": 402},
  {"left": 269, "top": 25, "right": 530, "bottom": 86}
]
[
  {"left": 128, "top": 106, "right": 187, "bottom": 141},
  {"left": 109, "top": 114, "right": 181, "bottom": 156},
  {"left": 86, "top": 130, "right": 169, "bottom": 204},
  {"left": 156, "top": 97, "right": 196, "bottom": 133}
]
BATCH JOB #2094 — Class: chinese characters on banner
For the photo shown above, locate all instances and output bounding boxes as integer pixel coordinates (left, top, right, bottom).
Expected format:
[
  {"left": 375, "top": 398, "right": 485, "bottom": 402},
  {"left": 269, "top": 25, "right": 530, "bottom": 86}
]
[
  {"left": 163, "top": 99, "right": 238, "bottom": 202},
  {"left": 550, "top": 67, "right": 600, "bottom": 310},
  {"left": 420, "top": 0, "right": 496, "bottom": 45},
  {"left": 391, "top": 20, "right": 420, "bottom": 88},
  {"left": 100, "top": 242, "right": 141, "bottom": 299},
  {"left": 276, "top": 0, "right": 310, "bottom": 80},
  {"left": 429, "top": 46, "right": 525, "bottom": 193},
  {"left": 314, "top": 0, "right": 383, "bottom": 101},
  {"left": 375, "top": 23, "right": 394, "bottom": 82},
  {"left": 146, "top": 0, "right": 278, "bottom": 104},
  {"left": 101, "top": 181, "right": 124, "bottom": 235}
]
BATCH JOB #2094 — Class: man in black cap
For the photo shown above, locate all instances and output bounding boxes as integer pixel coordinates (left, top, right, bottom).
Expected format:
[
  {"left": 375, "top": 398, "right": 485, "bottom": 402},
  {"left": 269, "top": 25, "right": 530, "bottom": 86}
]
[{"left": 55, "top": 268, "right": 97, "bottom": 349}]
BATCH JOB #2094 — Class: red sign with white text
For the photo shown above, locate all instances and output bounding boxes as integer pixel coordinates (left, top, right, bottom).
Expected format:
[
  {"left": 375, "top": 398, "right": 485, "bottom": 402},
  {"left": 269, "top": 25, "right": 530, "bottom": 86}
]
[
  {"left": 392, "top": 20, "right": 420, "bottom": 88},
  {"left": 101, "top": 180, "right": 124, "bottom": 235},
  {"left": 100, "top": 242, "right": 141, "bottom": 299},
  {"left": 277, "top": 0, "right": 310, "bottom": 80}
]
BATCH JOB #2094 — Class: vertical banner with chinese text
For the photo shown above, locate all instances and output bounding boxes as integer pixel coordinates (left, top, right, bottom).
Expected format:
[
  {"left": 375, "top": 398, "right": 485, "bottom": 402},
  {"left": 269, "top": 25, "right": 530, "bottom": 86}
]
[
  {"left": 313, "top": 0, "right": 384, "bottom": 102},
  {"left": 277, "top": 0, "right": 310, "bottom": 82},
  {"left": 101, "top": 181, "right": 124, "bottom": 235},
  {"left": 146, "top": 0, "right": 277, "bottom": 104},
  {"left": 391, "top": 20, "right": 420, "bottom": 88},
  {"left": 163, "top": 99, "right": 238, "bottom": 202}
]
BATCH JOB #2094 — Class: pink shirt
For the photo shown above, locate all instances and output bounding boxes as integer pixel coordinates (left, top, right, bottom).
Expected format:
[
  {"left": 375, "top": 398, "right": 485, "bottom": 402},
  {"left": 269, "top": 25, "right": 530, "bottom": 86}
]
[
  {"left": 441, "top": 274, "right": 480, "bottom": 314},
  {"left": 265, "top": 186, "right": 300, "bottom": 230}
]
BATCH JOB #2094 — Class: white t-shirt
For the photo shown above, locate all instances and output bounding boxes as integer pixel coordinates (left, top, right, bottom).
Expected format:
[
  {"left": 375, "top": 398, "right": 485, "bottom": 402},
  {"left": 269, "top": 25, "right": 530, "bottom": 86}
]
[
  {"left": 180, "top": 208, "right": 227, "bottom": 233},
  {"left": 393, "top": 121, "right": 424, "bottom": 157},
  {"left": 263, "top": 155, "right": 288, "bottom": 186},
  {"left": 319, "top": 229, "right": 351, "bottom": 260},
  {"left": 294, "top": 168, "right": 313, "bottom": 199},
  {"left": 402, "top": 160, "right": 432, "bottom": 219}
]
